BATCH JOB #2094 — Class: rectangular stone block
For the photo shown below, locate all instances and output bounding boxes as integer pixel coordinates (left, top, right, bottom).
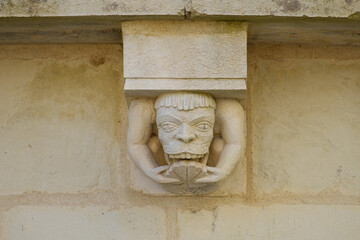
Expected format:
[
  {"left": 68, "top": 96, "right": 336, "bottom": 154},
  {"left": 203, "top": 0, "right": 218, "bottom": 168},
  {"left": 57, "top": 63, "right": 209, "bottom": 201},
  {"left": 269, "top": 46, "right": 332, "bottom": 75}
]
[
  {"left": 122, "top": 21, "right": 247, "bottom": 79},
  {"left": 0, "top": 206, "right": 166, "bottom": 240},
  {"left": 0, "top": 0, "right": 358, "bottom": 18},
  {"left": 249, "top": 44, "right": 360, "bottom": 196},
  {"left": 0, "top": 45, "right": 124, "bottom": 194},
  {"left": 178, "top": 204, "right": 360, "bottom": 240}
]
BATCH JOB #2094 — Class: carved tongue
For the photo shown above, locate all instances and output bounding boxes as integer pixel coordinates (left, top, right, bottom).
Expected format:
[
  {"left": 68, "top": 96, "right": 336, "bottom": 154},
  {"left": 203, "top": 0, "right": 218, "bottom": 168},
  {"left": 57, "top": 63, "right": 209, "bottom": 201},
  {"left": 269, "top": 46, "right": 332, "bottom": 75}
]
[
  {"left": 168, "top": 153, "right": 206, "bottom": 162},
  {"left": 163, "top": 153, "right": 211, "bottom": 195},
  {"left": 165, "top": 161, "right": 207, "bottom": 184}
]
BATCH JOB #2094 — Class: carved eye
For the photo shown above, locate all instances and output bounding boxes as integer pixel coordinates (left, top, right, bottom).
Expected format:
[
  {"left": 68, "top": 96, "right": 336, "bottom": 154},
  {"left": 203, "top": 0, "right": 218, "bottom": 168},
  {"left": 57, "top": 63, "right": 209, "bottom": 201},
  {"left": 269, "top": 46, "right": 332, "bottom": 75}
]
[
  {"left": 160, "top": 122, "right": 178, "bottom": 132},
  {"left": 195, "top": 122, "right": 212, "bottom": 131}
]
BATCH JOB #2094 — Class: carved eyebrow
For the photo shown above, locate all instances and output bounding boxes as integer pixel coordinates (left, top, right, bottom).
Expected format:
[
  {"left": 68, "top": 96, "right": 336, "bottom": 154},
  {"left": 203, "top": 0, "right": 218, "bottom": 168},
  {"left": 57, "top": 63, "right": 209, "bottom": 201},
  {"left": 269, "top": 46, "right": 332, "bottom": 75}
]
[
  {"left": 156, "top": 115, "right": 182, "bottom": 125},
  {"left": 189, "top": 116, "right": 214, "bottom": 125}
]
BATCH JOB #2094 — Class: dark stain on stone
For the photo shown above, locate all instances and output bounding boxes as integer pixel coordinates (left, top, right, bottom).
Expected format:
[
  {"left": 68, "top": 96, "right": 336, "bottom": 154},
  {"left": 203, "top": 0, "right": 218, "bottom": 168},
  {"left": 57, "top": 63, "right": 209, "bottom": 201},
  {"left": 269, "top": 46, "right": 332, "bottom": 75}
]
[
  {"left": 345, "top": 0, "right": 353, "bottom": 5},
  {"left": 276, "top": 0, "right": 301, "bottom": 13},
  {"left": 0, "top": 0, "right": 15, "bottom": 9},
  {"left": 30, "top": 0, "right": 47, "bottom": 3},
  {"left": 27, "top": 5, "right": 33, "bottom": 14},
  {"left": 104, "top": 2, "right": 119, "bottom": 11},
  {"left": 90, "top": 56, "right": 106, "bottom": 67},
  {"left": 6, "top": 0, "right": 14, "bottom": 7},
  {"left": 348, "top": 11, "right": 360, "bottom": 19}
]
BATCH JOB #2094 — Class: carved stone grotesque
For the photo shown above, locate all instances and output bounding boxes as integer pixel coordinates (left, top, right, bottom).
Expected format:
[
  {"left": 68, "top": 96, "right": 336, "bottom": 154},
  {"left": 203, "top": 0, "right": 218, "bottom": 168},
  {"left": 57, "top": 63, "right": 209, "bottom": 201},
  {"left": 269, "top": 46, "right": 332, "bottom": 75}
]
[{"left": 127, "top": 92, "right": 245, "bottom": 195}]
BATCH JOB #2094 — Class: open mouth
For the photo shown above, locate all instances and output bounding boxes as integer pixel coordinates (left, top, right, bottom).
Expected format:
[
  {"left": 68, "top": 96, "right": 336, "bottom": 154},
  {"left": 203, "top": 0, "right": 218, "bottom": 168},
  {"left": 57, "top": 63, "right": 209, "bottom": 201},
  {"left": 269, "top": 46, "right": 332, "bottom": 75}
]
[{"left": 165, "top": 152, "right": 208, "bottom": 164}]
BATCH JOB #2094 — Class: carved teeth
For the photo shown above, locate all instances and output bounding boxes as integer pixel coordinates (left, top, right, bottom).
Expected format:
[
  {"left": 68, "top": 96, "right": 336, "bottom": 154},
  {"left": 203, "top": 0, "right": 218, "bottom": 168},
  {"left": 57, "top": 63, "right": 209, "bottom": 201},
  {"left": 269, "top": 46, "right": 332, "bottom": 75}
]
[{"left": 168, "top": 153, "right": 205, "bottom": 160}]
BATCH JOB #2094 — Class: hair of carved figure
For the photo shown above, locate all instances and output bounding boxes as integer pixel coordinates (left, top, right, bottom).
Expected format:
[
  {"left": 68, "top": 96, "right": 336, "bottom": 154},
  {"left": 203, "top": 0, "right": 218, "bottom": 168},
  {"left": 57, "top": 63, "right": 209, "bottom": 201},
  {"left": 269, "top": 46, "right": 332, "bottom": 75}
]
[{"left": 154, "top": 92, "right": 216, "bottom": 111}]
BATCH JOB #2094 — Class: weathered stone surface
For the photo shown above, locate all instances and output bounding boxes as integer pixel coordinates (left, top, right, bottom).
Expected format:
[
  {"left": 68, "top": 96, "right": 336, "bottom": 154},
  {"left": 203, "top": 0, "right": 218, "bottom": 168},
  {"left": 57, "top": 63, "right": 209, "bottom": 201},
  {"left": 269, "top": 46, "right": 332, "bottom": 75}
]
[
  {"left": 0, "top": 44, "right": 125, "bottom": 194},
  {"left": 191, "top": 0, "right": 360, "bottom": 18},
  {"left": 178, "top": 205, "right": 360, "bottom": 240},
  {"left": 0, "top": 206, "right": 166, "bottom": 240},
  {"left": 0, "top": 0, "right": 358, "bottom": 18},
  {"left": 0, "top": 0, "right": 186, "bottom": 17},
  {"left": 249, "top": 44, "right": 360, "bottom": 196},
  {"left": 1, "top": 17, "right": 360, "bottom": 47},
  {"left": 248, "top": 20, "right": 360, "bottom": 47},
  {"left": 122, "top": 21, "right": 247, "bottom": 79}
]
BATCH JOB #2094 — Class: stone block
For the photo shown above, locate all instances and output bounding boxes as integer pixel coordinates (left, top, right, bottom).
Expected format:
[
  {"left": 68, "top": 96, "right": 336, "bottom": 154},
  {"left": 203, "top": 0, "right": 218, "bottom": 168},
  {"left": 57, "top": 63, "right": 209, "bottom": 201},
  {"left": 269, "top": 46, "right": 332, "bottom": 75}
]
[
  {"left": 0, "top": 0, "right": 358, "bottom": 20},
  {"left": 191, "top": 0, "right": 360, "bottom": 18},
  {"left": 0, "top": 45, "right": 124, "bottom": 194},
  {"left": 122, "top": 21, "right": 247, "bottom": 79},
  {"left": 250, "top": 44, "right": 360, "bottom": 195},
  {"left": 0, "top": 206, "right": 166, "bottom": 240},
  {"left": 178, "top": 204, "right": 360, "bottom": 240}
]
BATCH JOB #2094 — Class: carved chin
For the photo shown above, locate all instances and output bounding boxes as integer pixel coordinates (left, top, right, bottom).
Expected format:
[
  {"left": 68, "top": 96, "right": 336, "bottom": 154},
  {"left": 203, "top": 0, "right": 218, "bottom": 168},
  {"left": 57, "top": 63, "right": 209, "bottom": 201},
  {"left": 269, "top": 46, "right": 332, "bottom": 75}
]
[{"left": 165, "top": 152, "right": 208, "bottom": 164}]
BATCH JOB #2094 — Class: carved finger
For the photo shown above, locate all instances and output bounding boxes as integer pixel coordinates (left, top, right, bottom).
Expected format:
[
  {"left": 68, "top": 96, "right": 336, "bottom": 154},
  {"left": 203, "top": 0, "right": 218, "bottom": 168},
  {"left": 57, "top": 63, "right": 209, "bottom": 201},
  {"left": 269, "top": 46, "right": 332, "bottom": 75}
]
[
  {"left": 150, "top": 165, "right": 170, "bottom": 175},
  {"left": 206, "top": 166, "right": 221, "bottom": 174},
  {"left": 194, "top": 175, "right": 219, "bottom": 183},
  {"left": 157, "top": 175, "right": 182, "bottom": 184}
]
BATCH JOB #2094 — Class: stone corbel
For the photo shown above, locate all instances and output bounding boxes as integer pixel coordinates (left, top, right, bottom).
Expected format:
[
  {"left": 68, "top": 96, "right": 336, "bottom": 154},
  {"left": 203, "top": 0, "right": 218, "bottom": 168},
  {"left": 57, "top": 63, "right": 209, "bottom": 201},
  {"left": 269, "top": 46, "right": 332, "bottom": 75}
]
[{"left": 122, "top": 21, "right": 247, "bottom": 195}]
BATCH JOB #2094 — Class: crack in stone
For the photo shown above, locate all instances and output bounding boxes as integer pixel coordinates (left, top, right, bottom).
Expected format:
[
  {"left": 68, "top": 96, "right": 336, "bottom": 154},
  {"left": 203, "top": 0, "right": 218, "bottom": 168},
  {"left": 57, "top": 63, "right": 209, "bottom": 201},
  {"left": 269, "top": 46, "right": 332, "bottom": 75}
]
[{"left": 184, "top": 0, "right": 193, "bottom": 19}]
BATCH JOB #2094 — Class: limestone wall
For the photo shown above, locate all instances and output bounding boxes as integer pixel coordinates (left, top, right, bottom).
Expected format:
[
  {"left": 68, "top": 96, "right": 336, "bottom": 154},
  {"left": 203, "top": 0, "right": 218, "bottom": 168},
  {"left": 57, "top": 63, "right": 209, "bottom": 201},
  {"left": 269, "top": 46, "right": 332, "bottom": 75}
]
[{"left": 0, "top": 43, "right": 359, "bottom": 239}]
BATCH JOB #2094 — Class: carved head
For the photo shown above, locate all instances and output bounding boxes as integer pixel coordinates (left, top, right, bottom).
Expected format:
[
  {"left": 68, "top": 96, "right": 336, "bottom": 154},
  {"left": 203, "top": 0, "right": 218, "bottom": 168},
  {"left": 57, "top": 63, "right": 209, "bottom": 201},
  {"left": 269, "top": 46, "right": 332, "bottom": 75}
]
[{"left": 154, "top": 92, "right": 216, "bottom": 164}]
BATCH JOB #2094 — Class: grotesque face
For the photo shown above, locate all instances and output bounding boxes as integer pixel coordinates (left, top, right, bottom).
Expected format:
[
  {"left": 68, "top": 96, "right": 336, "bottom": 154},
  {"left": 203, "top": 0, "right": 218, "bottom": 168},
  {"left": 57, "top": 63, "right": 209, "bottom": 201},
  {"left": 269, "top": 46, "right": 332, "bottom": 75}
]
[{"left": 155, "top": 93, "right": 216, "bottom": 164}]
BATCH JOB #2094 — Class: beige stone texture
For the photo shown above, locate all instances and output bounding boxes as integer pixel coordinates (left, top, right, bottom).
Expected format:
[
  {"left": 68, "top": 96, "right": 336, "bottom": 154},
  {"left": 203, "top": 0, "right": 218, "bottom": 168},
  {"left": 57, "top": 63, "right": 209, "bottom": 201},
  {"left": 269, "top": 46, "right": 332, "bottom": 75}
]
[
  {"left": 249, "top": 44, "right": 360, "bottom": 196},
  {"left": 124, "top": 78, "right": 247, "bottom": 99},
  {"left": 178, "top": 205, "right": 360, "bottom": 240},
  {"left": 0, "top": 44, "right": 125, "bottom": 194},
  {"left": 0, "top": 0, "right": 185, "bottom": 17},
  {"left": 0, "top": 206, "right": 166, "bottom": 240},
  {"left": 0, "top": 0, "right": 359, "bottom": 18},
  {"left": 122, "top": 21, "right": 247, "bottom": 79},
  {"left": 191, "top": 0, "right": 360, "bottom": 18}
]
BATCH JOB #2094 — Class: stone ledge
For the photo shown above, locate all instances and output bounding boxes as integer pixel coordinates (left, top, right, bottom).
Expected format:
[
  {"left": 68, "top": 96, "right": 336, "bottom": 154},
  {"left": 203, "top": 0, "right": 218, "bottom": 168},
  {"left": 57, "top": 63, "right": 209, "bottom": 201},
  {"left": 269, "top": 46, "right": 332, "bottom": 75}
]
[
  {"left": 0, "top": 0, "right": 358, "bottom": 18},
  {"left": 124, "top": 78, "right": 247, "bottom": 100},
  {"left": 0, "top": 18, "right": 359, "bottom": 47}
]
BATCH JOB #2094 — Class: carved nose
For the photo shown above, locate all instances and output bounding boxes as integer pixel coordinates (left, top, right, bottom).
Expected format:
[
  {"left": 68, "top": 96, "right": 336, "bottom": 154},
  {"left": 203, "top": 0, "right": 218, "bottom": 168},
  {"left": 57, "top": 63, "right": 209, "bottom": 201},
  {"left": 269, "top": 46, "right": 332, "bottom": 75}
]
[{"left": 176, "top": 124, "right": 195, "bottom": 143}]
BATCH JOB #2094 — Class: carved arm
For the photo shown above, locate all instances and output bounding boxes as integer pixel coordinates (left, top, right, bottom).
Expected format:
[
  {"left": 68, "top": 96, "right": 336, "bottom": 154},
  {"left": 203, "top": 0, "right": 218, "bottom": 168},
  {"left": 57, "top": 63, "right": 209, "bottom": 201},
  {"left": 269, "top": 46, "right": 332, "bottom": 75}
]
[
  {"left": 196, "top": 99, "right": 245, "bottom": 183},
  {"left": 127, "top": 99, "right": 179, "bottom": 184}
]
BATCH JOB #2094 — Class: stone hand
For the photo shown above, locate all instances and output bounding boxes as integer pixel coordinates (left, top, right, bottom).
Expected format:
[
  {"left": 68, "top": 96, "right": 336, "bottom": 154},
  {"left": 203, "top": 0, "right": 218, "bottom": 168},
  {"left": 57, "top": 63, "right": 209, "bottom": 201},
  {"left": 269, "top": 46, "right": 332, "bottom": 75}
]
[
  {"left": 194, "top": 166, "right": 226, "bottom": 184},
  {"left": 148, "top": 165, "right": 181, "bottom": 184}
]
